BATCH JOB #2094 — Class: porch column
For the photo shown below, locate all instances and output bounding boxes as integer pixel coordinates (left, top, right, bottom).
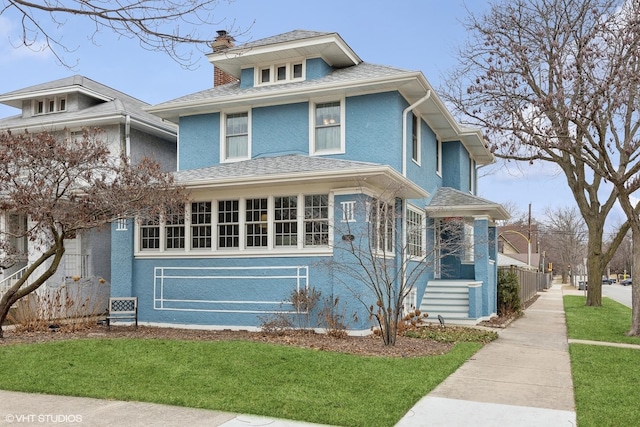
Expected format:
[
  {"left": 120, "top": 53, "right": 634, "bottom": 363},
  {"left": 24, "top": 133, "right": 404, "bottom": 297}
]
[
  {"left": 110, "top": 219, "right": 135, "bottom": 297},
  {"left": 473, "top": 216, "right": 492, "bottom": 317}
]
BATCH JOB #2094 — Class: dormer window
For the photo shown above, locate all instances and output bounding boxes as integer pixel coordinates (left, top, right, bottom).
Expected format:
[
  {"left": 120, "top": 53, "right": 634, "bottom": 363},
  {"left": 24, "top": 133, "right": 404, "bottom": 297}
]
[
  {"left": 256, "top": 61, "right": 305, "bottom": 86},
  {"left": 33, "top": 96, "right": 66, "bottom": 115}
]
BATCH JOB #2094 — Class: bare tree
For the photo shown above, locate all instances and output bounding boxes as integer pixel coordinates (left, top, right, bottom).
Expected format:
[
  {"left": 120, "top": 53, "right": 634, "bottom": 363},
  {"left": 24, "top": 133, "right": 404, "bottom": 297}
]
[
  {"left": 329, "top": 190, "right": 467, "bottom": 346},
  {"left": 607, "top": 231, "right": 633, "bottom": 278},
  {"left": 0, "top": 129, "right": 187, "bottom": 337},
  {"left": 2, "top": 0, "right": 240, "bottom": 67},
  {"left": 443, "top": 0, "right": 637, "bottom": 310},
  {"left": 540, "top": 206, "right": 588, "bottom": 283}
]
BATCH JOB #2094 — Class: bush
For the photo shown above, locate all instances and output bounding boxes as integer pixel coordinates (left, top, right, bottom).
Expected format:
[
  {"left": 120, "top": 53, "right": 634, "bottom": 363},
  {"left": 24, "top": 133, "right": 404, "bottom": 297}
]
[{"left": 497, "top": 269, "right": 522, "bottom": 316}]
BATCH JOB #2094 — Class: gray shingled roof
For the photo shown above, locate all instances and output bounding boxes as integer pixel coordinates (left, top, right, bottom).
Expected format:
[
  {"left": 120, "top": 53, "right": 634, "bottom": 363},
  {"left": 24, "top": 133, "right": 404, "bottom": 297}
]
[
  {"left": 174, "top": 154, "right": 383, "bottom": 183},
  {"left": 231, "top": 30, "right": 334, "bottom": 51},
  {"left": 153, "top": 62, "right": 412, "bottom": 108},
  {"left": 425, "top": 187, "right": 510, "bottom": 220},
  {"left": 0, "top": 75, "right": 174, "bottom": 133},
  {"left": 428, "top": 187, "right": 499, "bottom": 207}
]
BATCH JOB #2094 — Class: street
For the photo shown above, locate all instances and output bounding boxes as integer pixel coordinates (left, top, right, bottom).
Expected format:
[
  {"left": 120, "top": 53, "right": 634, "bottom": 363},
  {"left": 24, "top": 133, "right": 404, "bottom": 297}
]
[{"left": 603, "top": 284, "right": 632, "bottom": 308}]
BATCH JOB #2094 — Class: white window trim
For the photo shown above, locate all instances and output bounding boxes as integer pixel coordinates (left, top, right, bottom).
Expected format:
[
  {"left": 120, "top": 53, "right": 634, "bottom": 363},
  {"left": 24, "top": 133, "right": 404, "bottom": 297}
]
[
  {"left": 255, "top": 59, "right": 306, "bottom": 86},
  {"left": 135, "top": 193, "right": 334, "bottom": 257},
  {"left": 220, "top": 110, "right": 251, "bottom": 163},
  {"left": 436, "top": 137, "right": 442, "bottom": 177},
  {"left": 462, "top": 220, "right": 475, "bottom": 264},
  {"left": 411, "top": 113, "right": 421, "bottom": 166},
  {"left": 366, "top": 198, "right": 395, "bottom": 258},
  {"left": 469, "top": 157, "right": 476, "bottom": 194},
  {"left": 406, "top": 206, "right": 425, "bottom": 260},
  {"left": 309, "top": 97, "right": 346, "bottom": 155},
  {"left": 33, "top": 96, "right": 66, "bottom": 115}
]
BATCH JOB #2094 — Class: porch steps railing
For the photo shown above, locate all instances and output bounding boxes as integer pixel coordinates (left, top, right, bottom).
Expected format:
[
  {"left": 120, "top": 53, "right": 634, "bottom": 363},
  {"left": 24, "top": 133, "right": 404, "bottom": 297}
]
[
  {"left": 0, "top": 264, "right": 31, "bottom": 296},
  {"left": 419, "top": 280, "right": 474, "bottom": 325}
]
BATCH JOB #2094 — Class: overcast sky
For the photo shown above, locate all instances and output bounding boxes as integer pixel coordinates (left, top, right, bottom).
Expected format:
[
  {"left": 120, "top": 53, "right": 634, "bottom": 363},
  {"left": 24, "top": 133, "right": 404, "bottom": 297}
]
[{"left": 1, "top": 0, "right": 607, "bottom": 225}]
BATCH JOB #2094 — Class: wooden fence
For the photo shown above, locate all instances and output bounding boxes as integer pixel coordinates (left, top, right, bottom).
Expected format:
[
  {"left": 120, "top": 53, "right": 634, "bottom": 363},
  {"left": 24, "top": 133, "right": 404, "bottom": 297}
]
[{"left": 499, "top": 266, "right": 552, "bottom": 307}]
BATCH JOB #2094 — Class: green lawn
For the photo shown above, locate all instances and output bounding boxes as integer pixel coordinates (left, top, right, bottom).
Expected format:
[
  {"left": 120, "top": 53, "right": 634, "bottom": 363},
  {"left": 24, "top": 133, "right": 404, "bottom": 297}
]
[
  {"left": 0, "top": 338, "right": 481, "bottom": 427},
  {"left": 564, "top": 295, "right": 640, "bottom": 344},
  {"left": 563, "top": 295, "right": 640, "bottom": 426}
]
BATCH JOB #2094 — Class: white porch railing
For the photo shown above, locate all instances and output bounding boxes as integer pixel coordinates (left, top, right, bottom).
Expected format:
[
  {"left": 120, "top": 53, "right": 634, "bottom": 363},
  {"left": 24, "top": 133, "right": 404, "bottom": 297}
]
[{"left": 0, "top": 264, "right": 30, "bottom": 295}]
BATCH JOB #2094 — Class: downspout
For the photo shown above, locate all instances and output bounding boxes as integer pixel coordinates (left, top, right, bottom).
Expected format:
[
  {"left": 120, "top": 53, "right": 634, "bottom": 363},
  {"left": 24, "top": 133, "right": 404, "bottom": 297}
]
[
  {"left": 402, "top": 91, "right": 431, "bottom": 177},
  {"left": 400, "top": 91, "right": 431, "bottom": 313}
]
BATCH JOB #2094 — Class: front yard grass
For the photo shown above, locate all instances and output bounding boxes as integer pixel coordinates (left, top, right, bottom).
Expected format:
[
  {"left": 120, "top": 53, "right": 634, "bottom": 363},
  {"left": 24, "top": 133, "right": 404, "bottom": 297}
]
[
  {"left": 564, "top": 295, "right": 640, "bottom": 427},
  {"left": 0, "top": 338, "right": 482, "bottom": 427}
]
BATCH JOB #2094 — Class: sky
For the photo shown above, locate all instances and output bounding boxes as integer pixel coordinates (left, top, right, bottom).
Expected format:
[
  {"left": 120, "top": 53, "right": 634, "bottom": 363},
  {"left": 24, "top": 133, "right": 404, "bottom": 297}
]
[{"left": 0, "top": 0, "right": 607, "bottom": 225}]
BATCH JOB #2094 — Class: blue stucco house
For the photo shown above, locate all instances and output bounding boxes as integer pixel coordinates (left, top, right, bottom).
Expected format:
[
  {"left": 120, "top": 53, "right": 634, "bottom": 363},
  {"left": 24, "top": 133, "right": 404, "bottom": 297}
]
[{"left": 111, "top": 30, "right": 509, "bottom": 331}]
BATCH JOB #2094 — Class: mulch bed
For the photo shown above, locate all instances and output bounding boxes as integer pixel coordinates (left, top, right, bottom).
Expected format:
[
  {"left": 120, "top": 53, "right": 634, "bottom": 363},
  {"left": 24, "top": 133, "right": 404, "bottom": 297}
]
[{"left": 0, "top": 324, "right": 455, "bottom": 358}]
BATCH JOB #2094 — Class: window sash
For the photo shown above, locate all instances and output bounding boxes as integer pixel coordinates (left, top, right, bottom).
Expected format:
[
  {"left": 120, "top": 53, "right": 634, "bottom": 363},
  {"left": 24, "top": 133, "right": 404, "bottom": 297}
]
[
  {"left": 139, "top": 194, "right": 330, "bottom": 252},
  {"left": 407, "top": 209, "right": 424, "bottom": 257},
  {"left": 315, "top": 102, "right": 341, "bottom": 152},
  {"left": 191, "top": 202, "right": 212, "bottom": 249},
  {"left": 304, "top": 195, "right": 329, "bottom": 247},
  {"left": 225, "top": 113, "right": 248, "bottom": 159},
  {"left": 275, "top": 196, "right": 298, "bottom": 247}
]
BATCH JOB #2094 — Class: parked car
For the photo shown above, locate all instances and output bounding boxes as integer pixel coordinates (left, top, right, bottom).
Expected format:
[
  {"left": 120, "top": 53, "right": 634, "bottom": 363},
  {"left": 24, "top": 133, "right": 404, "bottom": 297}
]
[
  {"left": 621, "top": 278, "right": 632, "bottom": 286},
  {"left": 602, "top": 277, "right": 614, "bottom": 285}
]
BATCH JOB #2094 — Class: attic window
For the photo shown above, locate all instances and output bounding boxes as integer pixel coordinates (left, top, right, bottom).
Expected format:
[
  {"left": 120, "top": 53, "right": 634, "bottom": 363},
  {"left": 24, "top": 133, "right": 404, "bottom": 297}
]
[
  {"left": 33, "top": 96, "right": 66, "bottom": 115},
  {"left": 256, "top": 61, "right": 305, "bottom": 86}
]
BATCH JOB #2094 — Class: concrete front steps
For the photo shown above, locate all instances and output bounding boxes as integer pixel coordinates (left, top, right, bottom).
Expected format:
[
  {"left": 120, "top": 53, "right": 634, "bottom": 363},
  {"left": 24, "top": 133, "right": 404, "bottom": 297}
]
[{"left": 419, "top": 280, "right": 480, "bottom": 326}]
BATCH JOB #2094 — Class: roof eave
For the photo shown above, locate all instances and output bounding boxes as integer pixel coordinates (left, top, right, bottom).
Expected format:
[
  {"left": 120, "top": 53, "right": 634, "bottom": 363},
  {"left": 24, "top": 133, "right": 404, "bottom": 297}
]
[{"left": 177, "top": 165, "right": 428, "bottom": 199}]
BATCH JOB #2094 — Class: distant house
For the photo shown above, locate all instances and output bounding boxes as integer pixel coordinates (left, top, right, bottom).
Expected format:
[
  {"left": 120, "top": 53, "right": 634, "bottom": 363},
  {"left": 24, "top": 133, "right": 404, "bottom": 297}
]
[
  {"left": 0, "top": 76, "right": 177, "bottom": 308},
  {"left": 107, "top": 29, "right": 509, "bottom": 330},
  {"left": 498, "top": 224, "right": 541, "bottom": 270}
]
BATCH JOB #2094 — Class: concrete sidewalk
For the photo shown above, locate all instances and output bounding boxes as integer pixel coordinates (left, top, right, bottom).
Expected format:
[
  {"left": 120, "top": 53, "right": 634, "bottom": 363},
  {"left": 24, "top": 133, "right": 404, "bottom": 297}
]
[
  {"left": 1, "top": 284, "right": 576, "bottom": 427},
  {"left": 396, "top": 283, "right": 576, "bottom": 426}
]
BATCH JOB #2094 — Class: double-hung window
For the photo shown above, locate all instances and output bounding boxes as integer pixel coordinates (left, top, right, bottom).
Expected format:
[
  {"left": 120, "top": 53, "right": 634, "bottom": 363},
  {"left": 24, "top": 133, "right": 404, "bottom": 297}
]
[
  {"left": 407, "top": 208, "right": 424, "bottom": 258},
  {"left": 165, "top": 209, "right": 185, "bottom": 249},
  {"left": 218, "top": 200, "right": 240, "bottom": 248},
  {"left": 313, "top": 101, "right": 343, "bottom": 154},
  {"left": 191, "top": 202, "right": 212, "bottom": 249},
  {"left": 140, "top": 216, "right": 160, "bottom": 250},
  {"left": 246, "top": 198, "right": 268, "bottom": 247},
  {"left": 304, "top": 195, "right": 329, "bottom": 246},
  {"left": 369, "top": 199, "right": 394, "bottom": 254},
  {"left": 274, "top": 196, "right": 298, "bottom": 247},
  {"left": 223, "top": 112, "right": 249, "bottom": 161}
]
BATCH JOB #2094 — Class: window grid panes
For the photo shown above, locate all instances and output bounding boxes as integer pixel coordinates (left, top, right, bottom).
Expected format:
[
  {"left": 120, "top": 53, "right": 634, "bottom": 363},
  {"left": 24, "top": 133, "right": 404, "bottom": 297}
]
[
  {"left": 304, "top": 195, "right": 329, "bottom": 246},
  {"left": 191, "top": 201, "right": 212, "bottom": 249},
  {"left": 407, "top": 209, "right": 424, "bottom": 257},
  {"left": 370, "top": 200, "right": 394, "bottom": 254},
  {"left": 226, "top": 112, "right": 248, "bottom": 159},
  {"left": 218, "top": 200, "right": 239, "bottom": 248},
  {"left": 141, "top": 217, "right": 160, "bottom": 250},
  {"left": 275, "top": 196, "right": 298, "bottom": 247},
  {"left": 165, "top": 209, "right": 185, "bottom": 249},
  {"left": 315, "top": 102, "right": 341, "bottom": 152},
  {"left": 293, "top": 63, "right": 303, "bottom": 79},
  {"left": 246, "top": 198, "right": 268, "bottom": 247}
]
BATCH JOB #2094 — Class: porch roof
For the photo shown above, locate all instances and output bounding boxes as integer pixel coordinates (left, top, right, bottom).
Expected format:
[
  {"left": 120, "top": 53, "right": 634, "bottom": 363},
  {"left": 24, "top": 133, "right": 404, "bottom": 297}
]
[
  {"left": 425, "top": 187, "right": 509, "bottom": 221},
  {"left": 173, "top": 154, "right": 429, "bottom": 199}
]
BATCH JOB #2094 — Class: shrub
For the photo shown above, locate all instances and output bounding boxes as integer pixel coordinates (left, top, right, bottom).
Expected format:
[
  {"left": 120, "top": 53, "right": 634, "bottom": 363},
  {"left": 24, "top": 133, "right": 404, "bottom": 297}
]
[{"left": 497, "top": 269, "right": 522, "bottom": 316}]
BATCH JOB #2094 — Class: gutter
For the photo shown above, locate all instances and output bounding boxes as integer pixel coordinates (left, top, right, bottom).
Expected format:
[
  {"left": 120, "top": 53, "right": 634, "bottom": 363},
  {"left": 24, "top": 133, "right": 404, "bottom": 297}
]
[{"left": 402, "top": 91, "right": 431, "bottom": 177}]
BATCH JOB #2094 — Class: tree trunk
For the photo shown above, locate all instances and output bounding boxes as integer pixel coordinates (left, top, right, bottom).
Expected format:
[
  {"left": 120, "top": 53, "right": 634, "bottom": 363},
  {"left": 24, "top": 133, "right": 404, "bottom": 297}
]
[
  {"left": 585, "top": 222, "right": 604, "bottom": 306},
  {"left": 628, "top": 226, "right": 640, "bottom": 336}
]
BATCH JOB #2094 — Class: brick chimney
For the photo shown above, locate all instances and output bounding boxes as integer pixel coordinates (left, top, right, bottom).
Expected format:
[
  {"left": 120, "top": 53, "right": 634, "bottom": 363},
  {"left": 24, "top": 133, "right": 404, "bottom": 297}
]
[{"left": 212, "top": 30, "right": 239, "bottom": 87}]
